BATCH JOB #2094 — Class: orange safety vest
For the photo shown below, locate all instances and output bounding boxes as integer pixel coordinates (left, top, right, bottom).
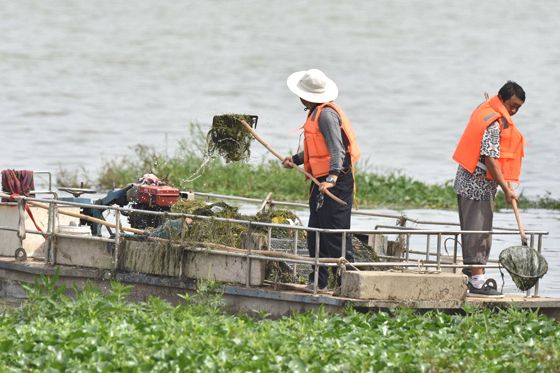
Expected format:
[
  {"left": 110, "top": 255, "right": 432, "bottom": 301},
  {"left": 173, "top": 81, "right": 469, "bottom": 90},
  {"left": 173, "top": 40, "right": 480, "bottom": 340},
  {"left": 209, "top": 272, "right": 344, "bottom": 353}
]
[
  {"left": 303, "top": 102, "right": 361, "bottom": 178},
  {"left": 453, "top": 95, "right": 525, "bottom": 182}
]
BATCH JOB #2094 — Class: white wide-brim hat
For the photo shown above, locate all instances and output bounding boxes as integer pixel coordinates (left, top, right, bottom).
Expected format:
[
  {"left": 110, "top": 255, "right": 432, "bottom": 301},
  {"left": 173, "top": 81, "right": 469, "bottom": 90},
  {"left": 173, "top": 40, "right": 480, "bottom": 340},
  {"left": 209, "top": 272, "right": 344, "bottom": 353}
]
[{"left": 287, "top": 69, "right": 338, "bottom": 103}]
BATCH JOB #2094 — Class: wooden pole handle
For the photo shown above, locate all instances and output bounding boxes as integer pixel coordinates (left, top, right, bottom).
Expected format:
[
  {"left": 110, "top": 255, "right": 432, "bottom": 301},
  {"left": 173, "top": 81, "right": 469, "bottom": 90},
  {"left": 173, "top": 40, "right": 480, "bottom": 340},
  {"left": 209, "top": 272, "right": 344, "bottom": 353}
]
[
  {"left": 239, "top": 120, "right": 347, "bottom": 206},
  {"left": 28, "top": 200, "right": 146, "bottom": 235},
  {"left": 511, "top": 199, "right": 527, "bottom": 246}
]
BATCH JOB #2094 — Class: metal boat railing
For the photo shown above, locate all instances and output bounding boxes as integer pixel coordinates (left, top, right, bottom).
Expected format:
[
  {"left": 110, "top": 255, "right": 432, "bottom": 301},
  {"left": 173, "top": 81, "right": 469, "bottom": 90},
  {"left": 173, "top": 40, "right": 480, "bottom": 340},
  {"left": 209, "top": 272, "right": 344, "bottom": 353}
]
[
  {"left": 192, "top": 191, "right": 519, "bottom": 231},
  {"left": 0, "top": 191, "right": 549, "bottom": 296}
]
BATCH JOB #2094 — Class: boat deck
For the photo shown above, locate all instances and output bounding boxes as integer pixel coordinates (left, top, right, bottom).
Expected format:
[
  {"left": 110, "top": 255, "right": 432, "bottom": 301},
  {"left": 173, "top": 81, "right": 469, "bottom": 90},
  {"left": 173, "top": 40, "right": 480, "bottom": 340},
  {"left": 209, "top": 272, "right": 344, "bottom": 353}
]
[
  {"left": 2, "top": 257, "right": 559, "bottom": 320},
  {"left": 1, "top": 191, "right": 556, "bottom": 319}
]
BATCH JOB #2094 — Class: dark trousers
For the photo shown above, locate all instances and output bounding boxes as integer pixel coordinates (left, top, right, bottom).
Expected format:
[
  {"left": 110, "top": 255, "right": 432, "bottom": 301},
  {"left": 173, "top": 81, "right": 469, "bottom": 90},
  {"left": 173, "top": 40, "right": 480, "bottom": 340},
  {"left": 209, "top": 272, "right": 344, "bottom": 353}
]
[{"left": 307, "top": 170, "right": 354, "bottom": 288}]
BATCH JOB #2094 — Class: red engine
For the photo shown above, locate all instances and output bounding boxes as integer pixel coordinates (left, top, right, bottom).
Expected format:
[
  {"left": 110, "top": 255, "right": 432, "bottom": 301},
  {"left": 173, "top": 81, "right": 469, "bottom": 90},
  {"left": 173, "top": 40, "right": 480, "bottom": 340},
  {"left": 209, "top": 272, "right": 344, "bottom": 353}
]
[
  {"left": 136, "top": 184, "right": 180, "bottom": 208},
  {"left": 126, "top": 174, "right": 181, "bottom": 229}
]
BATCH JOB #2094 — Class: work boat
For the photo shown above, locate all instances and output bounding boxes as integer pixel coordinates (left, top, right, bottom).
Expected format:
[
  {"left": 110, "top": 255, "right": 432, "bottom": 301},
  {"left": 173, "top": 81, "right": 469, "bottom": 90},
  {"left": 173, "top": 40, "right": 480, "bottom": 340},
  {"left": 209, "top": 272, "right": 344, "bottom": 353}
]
[{"left": 1, "top": 172, "right": 558, "bottom": 319}]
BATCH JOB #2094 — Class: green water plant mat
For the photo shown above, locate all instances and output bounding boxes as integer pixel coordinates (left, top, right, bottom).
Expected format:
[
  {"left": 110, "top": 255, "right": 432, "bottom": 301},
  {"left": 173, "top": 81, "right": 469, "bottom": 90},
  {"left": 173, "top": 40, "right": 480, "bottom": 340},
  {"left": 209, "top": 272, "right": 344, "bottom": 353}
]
[{"left": 207, "top": 114, "right": 255, "bottom": 162}]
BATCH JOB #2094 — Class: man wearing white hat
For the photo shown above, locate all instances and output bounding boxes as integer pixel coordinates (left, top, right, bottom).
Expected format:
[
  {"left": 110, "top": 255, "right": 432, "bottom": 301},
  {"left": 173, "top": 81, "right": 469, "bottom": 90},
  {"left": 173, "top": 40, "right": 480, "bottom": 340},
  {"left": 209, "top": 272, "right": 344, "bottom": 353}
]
[{"left": 283, "top": 69, "right": 361, "bottom": 290}]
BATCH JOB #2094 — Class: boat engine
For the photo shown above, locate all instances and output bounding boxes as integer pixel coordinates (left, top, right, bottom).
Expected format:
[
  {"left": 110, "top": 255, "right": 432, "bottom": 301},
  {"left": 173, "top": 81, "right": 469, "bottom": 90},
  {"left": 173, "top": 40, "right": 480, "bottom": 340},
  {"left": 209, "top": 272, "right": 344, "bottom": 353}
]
[
  {"left": 63, "top": 174, "right": 181, "bottom": 235},
  {"left": 124, "top": 174, "right": 181, "bottom": 229}
]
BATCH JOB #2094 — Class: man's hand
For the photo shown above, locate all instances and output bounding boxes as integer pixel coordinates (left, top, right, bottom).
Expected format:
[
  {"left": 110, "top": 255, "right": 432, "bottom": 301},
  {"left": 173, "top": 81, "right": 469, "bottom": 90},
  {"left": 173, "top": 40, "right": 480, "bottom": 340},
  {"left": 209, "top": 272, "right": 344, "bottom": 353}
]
[
  {"left": 282, "top": 156, "right": 294, "bottom": 169},
  {"left": 485, "top": 157, "right": 518, "bottom": 204},
  {"left": 503, "top": 187, "right": 518, "bottom": 204},
  {"left": 319, "top": 175, "right": 337, "bottom": 194},
  {"left": 318, "top": 181, "right": 334, "bottom": 194}
]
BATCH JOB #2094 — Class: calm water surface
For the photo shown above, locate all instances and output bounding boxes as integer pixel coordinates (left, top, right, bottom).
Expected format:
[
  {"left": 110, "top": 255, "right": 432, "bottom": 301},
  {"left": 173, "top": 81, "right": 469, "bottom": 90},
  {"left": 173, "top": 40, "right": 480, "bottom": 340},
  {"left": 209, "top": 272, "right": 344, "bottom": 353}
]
[
  {"left": 1, "top": 2, "right": 558, "bottom": 294},
  {"left": 1, "top": 1, "right": 559, "bottom": 197}
]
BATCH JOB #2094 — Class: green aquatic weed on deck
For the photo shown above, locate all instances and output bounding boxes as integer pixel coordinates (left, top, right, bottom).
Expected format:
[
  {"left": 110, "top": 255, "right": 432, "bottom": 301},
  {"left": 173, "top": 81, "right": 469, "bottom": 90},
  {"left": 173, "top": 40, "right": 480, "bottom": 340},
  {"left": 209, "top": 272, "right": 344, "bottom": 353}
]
[
  {"left": 170, "top": 199, "right": 305, "bottom": 245},
  {"left": 167, "top": 199, "right": 378, "bottom": 284},
  {"left": 168, "top": 199, "right": 246, "bottom": 247}
]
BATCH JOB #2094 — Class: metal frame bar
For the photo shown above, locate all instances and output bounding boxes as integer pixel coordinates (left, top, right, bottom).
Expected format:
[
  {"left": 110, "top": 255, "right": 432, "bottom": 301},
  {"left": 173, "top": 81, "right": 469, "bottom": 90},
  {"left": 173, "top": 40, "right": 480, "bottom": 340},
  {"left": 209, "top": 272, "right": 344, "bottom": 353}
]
[{"left": 193, "top": 191, "right": 519, "bottom": 231}]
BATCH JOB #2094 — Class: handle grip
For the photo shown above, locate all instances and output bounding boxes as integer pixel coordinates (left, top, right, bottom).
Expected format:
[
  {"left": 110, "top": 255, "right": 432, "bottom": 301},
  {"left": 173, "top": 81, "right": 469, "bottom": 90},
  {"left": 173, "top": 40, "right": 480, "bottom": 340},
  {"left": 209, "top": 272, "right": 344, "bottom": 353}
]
[{"left": 511, "top": 199, "right": 527, "bottom": 246}]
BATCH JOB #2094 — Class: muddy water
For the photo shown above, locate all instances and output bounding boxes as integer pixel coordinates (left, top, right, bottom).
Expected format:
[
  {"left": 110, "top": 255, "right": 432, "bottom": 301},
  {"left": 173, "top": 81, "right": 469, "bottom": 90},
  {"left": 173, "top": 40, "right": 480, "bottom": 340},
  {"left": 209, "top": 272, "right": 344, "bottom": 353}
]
[
  {"left": 1, "top": 0, "right": 559, "bottom": 200},
  {"left": 1, "top": 1, "right": 558, "bottom": 295}
]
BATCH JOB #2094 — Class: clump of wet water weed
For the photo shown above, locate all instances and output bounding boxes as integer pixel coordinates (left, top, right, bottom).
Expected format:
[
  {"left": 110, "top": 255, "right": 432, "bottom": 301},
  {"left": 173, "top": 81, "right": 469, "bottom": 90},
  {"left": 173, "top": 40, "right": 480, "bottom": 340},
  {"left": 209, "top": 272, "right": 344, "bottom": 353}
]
[
  {"left": 169, "top": 199, "right": 381, "bottom": 285},
  {"left": 171, "top": 200, "right": 307, "bottom": 246},
  {"left": 207, "top": 114, "right": 255, "bottom": 163},
  {"left": 173, "top": 198, "right": 239, "bottom": 218},
  {"left": 266, "top": 260, "right": 307, "bottom": 285},
  {"left": 255, "top": 208, "right": 305, "bottom": 239},
  {"left": 171, "top": 199, "right": 246, "bottom": 247},
  {"left": 172, "top": 200, "right": 310, "bottom": 284}
]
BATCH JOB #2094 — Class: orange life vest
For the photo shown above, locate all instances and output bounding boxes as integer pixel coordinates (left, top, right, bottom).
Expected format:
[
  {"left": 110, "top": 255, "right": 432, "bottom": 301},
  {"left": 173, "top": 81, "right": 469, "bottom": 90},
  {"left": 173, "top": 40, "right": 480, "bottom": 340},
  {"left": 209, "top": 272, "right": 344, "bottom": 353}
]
[
  {"left": 303, "top": 102, "right": 361, "bottom": 178},
  {"left": 452, "top": 95, "right": 525, "bottom": 182}
]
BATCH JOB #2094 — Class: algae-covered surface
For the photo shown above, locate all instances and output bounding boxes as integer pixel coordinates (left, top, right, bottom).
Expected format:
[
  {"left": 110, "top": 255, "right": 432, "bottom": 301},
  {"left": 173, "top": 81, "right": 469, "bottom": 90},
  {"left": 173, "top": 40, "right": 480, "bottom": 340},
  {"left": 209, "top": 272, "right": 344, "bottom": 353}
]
[
  {"left": 164, "top": 199, "right": 379, "bottom": 285},
  {"left": 138, "top": 199, "right": 381, "bottom": 285},
  {"left": 169, "top": 199, "right": 246, "bottom": 247},
  {"left": 120, "top": 240, "right": 183, "bottom": 277},
  {"left": 168, "top": 199, "right": 307, "bottom": 247}
]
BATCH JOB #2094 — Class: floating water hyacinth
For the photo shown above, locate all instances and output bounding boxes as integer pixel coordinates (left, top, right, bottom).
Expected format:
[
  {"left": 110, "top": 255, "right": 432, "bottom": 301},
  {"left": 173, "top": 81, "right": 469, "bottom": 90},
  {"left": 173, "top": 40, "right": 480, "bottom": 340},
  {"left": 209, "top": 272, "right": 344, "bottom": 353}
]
[{"left": 207, "top": 114, "right": 255, "bottom": 163}]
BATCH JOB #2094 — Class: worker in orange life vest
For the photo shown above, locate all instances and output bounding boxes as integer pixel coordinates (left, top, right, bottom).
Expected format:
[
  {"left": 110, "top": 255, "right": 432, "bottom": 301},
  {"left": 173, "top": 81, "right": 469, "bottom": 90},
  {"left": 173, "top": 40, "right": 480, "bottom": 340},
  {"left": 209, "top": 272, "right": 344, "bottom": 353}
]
[
  {"left": 282, "top": 69, "right": 361, "bottom": 291},
  {"left": 452, "top": 81, "right": 525, "bottom": 296}
]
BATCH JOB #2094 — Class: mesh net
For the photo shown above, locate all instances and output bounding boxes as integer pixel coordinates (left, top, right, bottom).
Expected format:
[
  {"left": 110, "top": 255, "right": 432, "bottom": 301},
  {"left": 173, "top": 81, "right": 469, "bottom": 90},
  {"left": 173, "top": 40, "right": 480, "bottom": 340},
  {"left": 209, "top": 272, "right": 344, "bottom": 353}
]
[{"left": 498, "top": 245, "right": 548, "bottom": 291}]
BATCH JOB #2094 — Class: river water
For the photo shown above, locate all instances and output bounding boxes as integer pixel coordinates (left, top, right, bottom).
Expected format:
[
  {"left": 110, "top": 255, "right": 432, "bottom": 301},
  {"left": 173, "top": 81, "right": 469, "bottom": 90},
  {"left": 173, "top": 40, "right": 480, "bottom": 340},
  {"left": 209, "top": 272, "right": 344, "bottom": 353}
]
[{"left": 1, "top": 2, "right": 558, "bottom": 294}]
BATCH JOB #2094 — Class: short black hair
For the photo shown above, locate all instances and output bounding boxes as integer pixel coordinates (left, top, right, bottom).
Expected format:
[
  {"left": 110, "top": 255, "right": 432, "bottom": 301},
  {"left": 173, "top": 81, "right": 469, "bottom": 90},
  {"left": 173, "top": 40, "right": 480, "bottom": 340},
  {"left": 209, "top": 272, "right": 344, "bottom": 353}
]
[{"left": 498, "top": 81, "right": 525, "bottom": 102}]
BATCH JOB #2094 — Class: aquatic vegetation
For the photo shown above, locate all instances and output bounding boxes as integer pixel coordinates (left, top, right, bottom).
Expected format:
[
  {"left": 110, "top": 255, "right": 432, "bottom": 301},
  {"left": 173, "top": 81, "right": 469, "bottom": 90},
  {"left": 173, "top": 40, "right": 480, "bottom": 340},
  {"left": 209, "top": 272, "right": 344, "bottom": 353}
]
[
  {"left": 58, "top": 123, "right": 560, "bottom": 210},
  {"left": 207, "top": 114, "right": 255, "bottom": 163},
  {"left": 1, "top": 277, "right": 559, "bottom": 371},
  {"left": 255, "top": 208, "right": 304, "bottom": 238},
  {"left": 56, "top": 166, "right": 94, "bottom": 188},
  {"left": 169, "top": 199, "right": 246, "bottom": 247},
  {"left": 171, "top": 199, "right": 305, "bottom": 243},
  {"left": 96, "top": 144, "right": 166, "bottom": 190}
]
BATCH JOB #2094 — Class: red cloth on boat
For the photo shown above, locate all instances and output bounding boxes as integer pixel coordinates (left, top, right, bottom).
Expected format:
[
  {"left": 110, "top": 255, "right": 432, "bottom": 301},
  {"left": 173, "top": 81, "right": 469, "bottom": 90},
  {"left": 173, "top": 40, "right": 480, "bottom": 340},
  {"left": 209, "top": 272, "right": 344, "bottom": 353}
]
[
  {"left": 1, "top": 169, "right": 45, "bottom": 239},
  {"left": 2, "top": 169, "right": 35, "bottom": 202}
]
